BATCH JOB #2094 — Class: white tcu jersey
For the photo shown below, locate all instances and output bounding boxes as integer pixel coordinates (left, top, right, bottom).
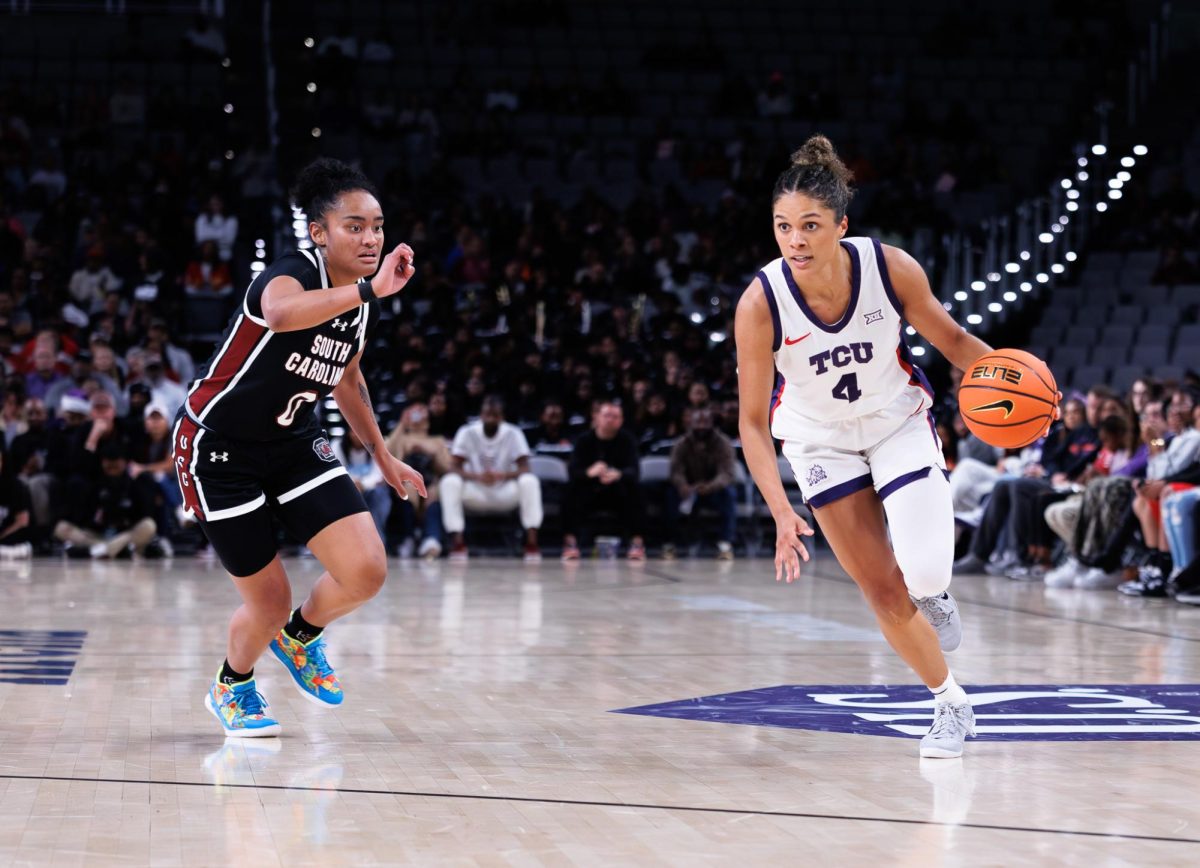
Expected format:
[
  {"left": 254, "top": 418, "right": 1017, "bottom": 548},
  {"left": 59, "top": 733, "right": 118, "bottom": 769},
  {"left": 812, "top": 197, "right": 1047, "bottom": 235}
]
[{"left": 760, "top": 236, "right": 933, "bottom": 446}]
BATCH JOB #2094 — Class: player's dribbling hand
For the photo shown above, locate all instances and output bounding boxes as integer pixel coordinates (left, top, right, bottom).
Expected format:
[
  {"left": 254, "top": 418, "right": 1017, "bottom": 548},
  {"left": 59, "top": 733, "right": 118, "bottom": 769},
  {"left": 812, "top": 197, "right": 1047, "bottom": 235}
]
[
  {"left": 774, "top": 510, "right": 814, "bottom": 583},
  {"left": 372, "top": 243, "right": 416, "bottom": 297},
  {"left": 380, "top": 454, "right": 428, "bottom": 501}
]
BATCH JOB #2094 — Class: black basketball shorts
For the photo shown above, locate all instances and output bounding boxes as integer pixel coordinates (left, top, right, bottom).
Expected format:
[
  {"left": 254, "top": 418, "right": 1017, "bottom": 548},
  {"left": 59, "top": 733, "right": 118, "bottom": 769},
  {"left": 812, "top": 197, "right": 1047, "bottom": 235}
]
[{"left": 172, "top": 412, "right": 368, "bottom": 577}]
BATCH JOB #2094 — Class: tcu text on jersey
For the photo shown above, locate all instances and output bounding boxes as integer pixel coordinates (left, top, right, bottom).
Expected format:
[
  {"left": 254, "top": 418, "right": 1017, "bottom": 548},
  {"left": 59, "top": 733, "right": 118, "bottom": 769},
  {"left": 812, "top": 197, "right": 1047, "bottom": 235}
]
[{"left": 809, "top": 342, "right": 875, "bottom": 375}]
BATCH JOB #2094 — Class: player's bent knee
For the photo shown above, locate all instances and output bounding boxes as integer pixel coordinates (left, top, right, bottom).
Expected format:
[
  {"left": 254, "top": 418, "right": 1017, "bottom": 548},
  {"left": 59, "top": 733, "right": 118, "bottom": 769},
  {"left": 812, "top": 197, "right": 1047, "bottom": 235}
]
[
  {"left": 896, "top": 547, "right": 952, "bottom": 598},
  {"left": 858, "top": 570, "right": 915, "bottom": 625},
  {"left": 349, "top": 550, "right": 389, "bottom": 600}
]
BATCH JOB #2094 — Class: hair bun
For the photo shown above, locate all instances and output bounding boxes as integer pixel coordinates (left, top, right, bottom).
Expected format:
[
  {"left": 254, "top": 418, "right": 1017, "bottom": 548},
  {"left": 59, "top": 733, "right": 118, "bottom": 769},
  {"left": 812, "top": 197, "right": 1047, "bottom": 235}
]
[{"left": 790, "top": 135, "right": 837, "bottom": 168}]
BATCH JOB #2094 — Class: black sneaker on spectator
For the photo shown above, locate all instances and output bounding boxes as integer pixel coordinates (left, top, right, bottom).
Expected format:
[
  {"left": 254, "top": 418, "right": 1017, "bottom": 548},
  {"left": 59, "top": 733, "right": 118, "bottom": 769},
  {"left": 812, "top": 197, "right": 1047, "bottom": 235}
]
[
  {"left": 660, "top": 543, "right": 677, "bottom": 561},
  {"left": 1117, "top": 565, "right": 1170, "bottom": 598},
  {"left": 951, "top": 553, "right": 986, "bottom": 575},
  {"left": 983, "top": 552, "right": 1021, "bottom": 577},
  {"left": 1006, "top": 564, "right": 1047, "bottom": 582},
  {"left": 62, "top": 544, "right": 90, "bottom": 560}
]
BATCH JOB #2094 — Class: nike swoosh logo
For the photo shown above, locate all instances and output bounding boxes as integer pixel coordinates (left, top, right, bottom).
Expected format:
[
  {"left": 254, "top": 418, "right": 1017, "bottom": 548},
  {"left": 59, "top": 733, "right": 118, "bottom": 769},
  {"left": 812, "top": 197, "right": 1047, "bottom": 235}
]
[
  {"left": 784, "top": 333, "right": 812, "bottom": 346},
  {"left": 970, "top": 399, "right": 1015, "bottom": 419}
]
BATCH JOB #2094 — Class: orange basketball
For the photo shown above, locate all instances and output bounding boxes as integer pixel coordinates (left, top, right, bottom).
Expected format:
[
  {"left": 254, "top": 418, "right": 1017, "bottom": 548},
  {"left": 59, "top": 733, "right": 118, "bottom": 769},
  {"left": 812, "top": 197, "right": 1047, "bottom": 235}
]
[{"left": 959, "top": 348, "right": 1059, "bottom": 449}]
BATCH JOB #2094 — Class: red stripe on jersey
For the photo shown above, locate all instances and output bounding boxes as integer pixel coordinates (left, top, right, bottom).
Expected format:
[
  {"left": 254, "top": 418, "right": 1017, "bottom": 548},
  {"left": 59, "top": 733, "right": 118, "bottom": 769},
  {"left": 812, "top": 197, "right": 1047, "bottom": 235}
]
[
  {"left": 895, "top": 345, "right": 934, "bottom": 399},
  {"left": 172, "top": 416, "right": 205, "bottom": 520},
  {"left": 186, "top": 316, "right": 267, "bottom": 419}
]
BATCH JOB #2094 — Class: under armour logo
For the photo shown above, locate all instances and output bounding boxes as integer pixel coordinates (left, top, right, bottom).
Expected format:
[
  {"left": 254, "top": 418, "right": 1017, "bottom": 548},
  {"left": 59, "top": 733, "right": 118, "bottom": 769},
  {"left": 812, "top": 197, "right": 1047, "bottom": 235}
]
[
  {"left": 210, "top": 451, "right": 229, "bottom": 462},
  {"left": 331, "top": 318, "right": 348, "bottom": 331}
]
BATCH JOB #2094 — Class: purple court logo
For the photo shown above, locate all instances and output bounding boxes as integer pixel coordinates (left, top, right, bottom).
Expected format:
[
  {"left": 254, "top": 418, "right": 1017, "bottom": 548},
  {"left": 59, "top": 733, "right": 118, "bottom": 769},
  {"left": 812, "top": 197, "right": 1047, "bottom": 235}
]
[{"left": 614, "top": 684, "right": 1200, "bottom": 742}]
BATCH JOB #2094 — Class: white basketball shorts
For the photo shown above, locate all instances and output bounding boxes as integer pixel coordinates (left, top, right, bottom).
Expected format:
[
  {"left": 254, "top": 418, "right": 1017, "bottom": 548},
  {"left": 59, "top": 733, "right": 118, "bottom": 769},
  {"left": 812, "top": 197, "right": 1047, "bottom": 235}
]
[{"left": 781, "top": 389, "right": 946, "bottom": 509}]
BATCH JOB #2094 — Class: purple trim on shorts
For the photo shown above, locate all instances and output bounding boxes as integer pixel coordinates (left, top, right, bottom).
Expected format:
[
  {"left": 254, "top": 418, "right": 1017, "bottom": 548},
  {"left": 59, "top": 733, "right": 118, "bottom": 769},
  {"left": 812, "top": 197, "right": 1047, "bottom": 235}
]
[
  {"left": 877, "top": 466, "right": 933, "bottom": 500},
  {"left": 808, "top": 473, "right": 874, "bottom": 509},
  {"left": 780, "top": 241, "right": 861, "bottom": 334},
  {"left": 758, "top": 270, "right": 782, "bottom": 352},
  {"left": 872, "top": 237, "right": 904, "bottom": 316}
]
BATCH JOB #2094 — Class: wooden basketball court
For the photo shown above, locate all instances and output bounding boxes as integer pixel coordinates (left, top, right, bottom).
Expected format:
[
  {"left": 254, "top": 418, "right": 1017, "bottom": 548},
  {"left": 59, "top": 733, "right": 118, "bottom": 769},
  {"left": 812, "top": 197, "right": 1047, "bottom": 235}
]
[{"left": 1, "top": 553, "right": 1198, "bottom": 865}]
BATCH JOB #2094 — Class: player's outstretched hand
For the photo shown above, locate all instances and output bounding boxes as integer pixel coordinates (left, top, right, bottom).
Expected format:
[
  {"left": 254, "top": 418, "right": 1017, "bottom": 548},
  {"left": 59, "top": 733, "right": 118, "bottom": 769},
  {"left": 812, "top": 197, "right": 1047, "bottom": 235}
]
[
  {"left": 774, "top": 510, "right": 814, "bottom": 583},
  {"left": 371, "top": 243, "right": 416, "bottom": 298},
  {"left": 379, "top": 453, "right": 428, "bottom": 501}
]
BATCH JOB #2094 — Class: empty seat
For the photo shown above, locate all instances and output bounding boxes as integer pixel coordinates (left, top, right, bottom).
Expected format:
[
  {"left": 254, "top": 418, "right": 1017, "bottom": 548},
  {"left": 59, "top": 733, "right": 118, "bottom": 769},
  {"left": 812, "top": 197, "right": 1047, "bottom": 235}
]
[
  {"left": 1069, "top": 365, "right": 1108, "bottom": 391},
  {"left": 1169, "top": 284, "right": 1200, "bottom": 307},
  {"left": 1099, "top": 325, "right": 1135, "bottom": 348},
  {"left": 1136, "top": 325, "right": 1172, "bottom": 346},
  {"left": 1052, "top": 346, "right": 1088, "bottom": 369},
  {"left": 1090, "top": 344, "right": 1128, "bottom": 365},
  {"left": 1110, "top": 305, "right": 1146, "bottom": 325},
  {"left": 1145, "top": 306, "right": 1179, "bottom": 326},
  {"left": 1073, "top": 307, "right": 1109, "bottom": 327},
  {"left": 1130, "top": 345, "right": 1169, "bottom": 368},
  {"left": 1111, "top": 365, "right": 1147, "bottom": 393},
  {"left": 1175, "top": 324, "right": 1200, "bottom": 348},
  {"left": 1030, "top": 325, "right": 1062, "bottom": 346},
  {"left": 1064, "top": 326, "right": 1098, "bottom": 345},
  {"left": 1171, "top": 346, "right": 1200, "bottom": 370},
  {"left": 1130, "top": 285, "right": 1169, "bottom": 306}
]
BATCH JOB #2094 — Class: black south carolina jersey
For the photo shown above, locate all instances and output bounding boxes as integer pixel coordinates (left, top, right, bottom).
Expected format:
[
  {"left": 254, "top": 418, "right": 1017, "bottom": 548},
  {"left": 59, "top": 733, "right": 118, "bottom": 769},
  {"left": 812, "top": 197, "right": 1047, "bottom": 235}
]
[{"left": 184, "top": 249, "right": 378, "bottom": 441}]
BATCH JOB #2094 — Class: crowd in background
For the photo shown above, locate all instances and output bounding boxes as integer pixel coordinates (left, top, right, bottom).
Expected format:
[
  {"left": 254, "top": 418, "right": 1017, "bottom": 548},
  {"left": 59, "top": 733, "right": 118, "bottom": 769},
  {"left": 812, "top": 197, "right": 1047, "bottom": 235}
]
[{"left": 1, "top": 12, "right": 1199, "bottom": 586}]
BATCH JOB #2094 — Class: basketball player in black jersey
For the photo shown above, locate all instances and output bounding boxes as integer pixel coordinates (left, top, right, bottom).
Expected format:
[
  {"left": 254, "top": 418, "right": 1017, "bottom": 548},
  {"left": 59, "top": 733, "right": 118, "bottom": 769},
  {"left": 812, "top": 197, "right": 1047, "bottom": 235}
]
[{"left": 175, "top": 158, "right": 427, "bottom": 737}]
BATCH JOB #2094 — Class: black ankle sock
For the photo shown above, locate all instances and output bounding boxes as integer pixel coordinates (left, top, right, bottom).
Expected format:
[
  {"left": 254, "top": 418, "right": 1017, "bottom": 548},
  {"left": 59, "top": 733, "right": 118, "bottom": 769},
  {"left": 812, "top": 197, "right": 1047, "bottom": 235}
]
[
  {"left": 283, "top": 607, "right": 324, "bottom": 644},
  {"left": 219, "top": 659, "right": 253, "bottom": 686}
]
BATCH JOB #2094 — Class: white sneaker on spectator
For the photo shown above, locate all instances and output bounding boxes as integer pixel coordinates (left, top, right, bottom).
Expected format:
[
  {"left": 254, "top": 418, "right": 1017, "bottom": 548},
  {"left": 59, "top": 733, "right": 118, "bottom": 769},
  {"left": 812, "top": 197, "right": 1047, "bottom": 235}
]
[
  {"left": 397, "top": 539, "right": 415, "bottom": 559},
  {"left": 0, "top": 542, "right": 32, "bottom": 559},
  {"left": 418, "top": 538, "right": 442, "bottom": 560},
  {"left": 1076, "top": 567, "right": 1123, "bottom": 590},
  {"left": 175, "top": 506, "right": 197, "bottom": 528},
  {"left": 1044, "top": 558, "right": 1084, "bottom": 588}
]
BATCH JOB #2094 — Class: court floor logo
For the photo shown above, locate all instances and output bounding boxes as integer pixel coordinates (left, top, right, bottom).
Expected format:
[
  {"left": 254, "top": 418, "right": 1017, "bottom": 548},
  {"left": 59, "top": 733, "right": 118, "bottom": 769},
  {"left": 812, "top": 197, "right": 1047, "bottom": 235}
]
[{"left": 614, "top": 684, "right": 1200, "bottom": 742}]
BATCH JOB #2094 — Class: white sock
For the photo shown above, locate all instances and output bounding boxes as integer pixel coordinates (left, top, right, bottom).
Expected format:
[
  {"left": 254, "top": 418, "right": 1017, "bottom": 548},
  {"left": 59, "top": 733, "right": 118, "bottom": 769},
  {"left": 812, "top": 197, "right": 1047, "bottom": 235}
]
[{"left": 931, "top": 672, "right": 969, "bottom": 706}]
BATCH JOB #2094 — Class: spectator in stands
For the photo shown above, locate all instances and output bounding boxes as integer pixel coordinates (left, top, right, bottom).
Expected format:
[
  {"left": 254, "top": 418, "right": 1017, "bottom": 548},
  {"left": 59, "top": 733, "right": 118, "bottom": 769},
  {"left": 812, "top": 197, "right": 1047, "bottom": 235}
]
[
  {"left": 953, "top": 397, "right": 1099, "bottom": 575},
  {"left": 134, "top": 353, "right": 186, "bottom": 417},
  {"left": 662, "top": 405, "right": 737, "bottom": 560},
  {"left": 89, "top": 340, "right": 125, "bottom": 389},
  {"left": 193, "top": 195, "right": 238, "bottom": 263},
  {"left": 333, "top": 428, "right": 391, "bottom": 542},
  {"left": 54, "top": 441, "right": 157, "bottom": 559},
  {"left": 634, "top": 391, "right": 676, "bottom": 453},
  {"left": 756, "top": 71, "right": 793, "bottom": 118},
  {"left": 1, "top": 389, "right": 26, "bottom": 444},
  {"left": 44, "top": 350, "right": 121, "bottom": 414},
  {"left": 9, "top": 397, "right": 59, "bottom": 536},
  {"left": 1151, "top": 243, "right": 1198, "bottom": 286},
  {"left": 128, "top": 400, "right": 179, "bottom": 532},
  {"left": 67, "top": 246, "right": 120, "bottom": 314},
  {"left": 183, "top": 14, "right": 226, "bottom": 58},
  {"left": 184, "top": 241, "right": 234, "bottom": 295},
  {"left": 24, "top": 346, "right": 65, "bottom": 403},
  {"left": 145, "top": 318, "right": 195, "bottom": 385},
  {"left": 561, "top": 400, "right": 645, "bottom": 561},
  {"left": 440, "top": 396, "right": 543, "bottom": 561},
  {"left": 0, "top": 450, "right": 33, "bottom": 558},
  {"left": 529, "top": 400, "right": 572, "bottom": 455},
  {"left": 1121, "top": 394, "right": 1200, "bottom": 596},
  {"left": 1128, "top": 377, "right": 1161, "bottom": 418},
  {"left": 384, "top": 402, "right": 451, "bottom": 559}
]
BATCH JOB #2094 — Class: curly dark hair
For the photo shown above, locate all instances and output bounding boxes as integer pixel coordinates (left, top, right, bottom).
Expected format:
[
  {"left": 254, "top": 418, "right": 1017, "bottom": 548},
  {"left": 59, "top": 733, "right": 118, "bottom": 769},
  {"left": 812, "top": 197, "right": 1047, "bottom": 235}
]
[
  {"left": 771, "top": 134, "right": 855, "bottom": 221},
  {"left": 289, "top": 157, "right": 378, "bottom": 222}
]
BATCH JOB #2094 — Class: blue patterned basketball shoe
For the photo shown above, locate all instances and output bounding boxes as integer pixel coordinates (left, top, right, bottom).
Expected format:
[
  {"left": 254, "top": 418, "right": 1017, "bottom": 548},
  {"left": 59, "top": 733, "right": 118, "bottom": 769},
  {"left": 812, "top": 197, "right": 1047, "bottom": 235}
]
[
  {"left": 205, "top": 676, "right": 281, "bottom": 738},
  {"left": 270, "top": 631, "right": 344, "bottom": 706}
]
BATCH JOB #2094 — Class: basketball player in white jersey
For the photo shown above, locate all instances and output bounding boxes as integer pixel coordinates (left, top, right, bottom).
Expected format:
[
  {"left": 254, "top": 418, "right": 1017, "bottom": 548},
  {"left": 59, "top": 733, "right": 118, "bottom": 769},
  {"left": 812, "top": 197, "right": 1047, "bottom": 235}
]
[{"left": 737, "top": 136, "right": 993, "bottom": 757}]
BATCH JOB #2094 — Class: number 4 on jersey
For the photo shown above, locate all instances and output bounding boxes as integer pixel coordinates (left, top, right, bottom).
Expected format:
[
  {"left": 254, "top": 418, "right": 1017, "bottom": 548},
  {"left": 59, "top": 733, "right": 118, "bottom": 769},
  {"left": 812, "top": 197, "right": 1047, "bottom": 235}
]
[{"left": 832, "top": 373, "right": 862, "bottom": 403}]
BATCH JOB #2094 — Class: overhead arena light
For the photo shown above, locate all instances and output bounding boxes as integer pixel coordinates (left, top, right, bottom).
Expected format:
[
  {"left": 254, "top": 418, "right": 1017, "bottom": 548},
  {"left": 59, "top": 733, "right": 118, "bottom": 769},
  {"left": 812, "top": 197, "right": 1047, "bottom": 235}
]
[
  {"left": 954, "top": 291, "right": 968, "bottom": 301},
  {"left": 988, "top": 302, "right": 1003, "bottom": 313},
  {"left": 1108, "top": 178, "right": 1123, "bottom": 189},
  {"left": 1065, "top": 251, "right": 1078, "bottom": 261},
  {"left": 1005, "top": 262, "right": 1020, "bottom": 273},
  {"left": 911, "top": 346, "right": 927, "bottom": 356},
  {"left": 1020, "top": 282, "right": 1033, "bottom": 292},
  {"left": 1039, "top": 232, "right": 1054, "bottom": 243},
  {"left": 1096, "top": 202, "right": 1108, "bottom": 211},
  {"left": 1036, "top": 273, "right": 1049, "bottom": 283},
  {"left": 1117, "top": 171, "right": 1131, "bottom": 182},
  {"left": 1020, "top": 250, "right": 1031, "bottom": 261},
  {"left": 1051, "top": 264, "right": 1065, "bottom": 274},
  {"left": 1003, "top": 291, "right": 1017, "bottom": 302},
  {"left": 1066, "top": 189, "right": 1080, "bottom": 200},
  {"left": 1077, "top": 157, "right": 1088, "bottom": 167},
  {"left": 709, "top": 332, "right": 727, "bottom": 343},
  {"left": 1108, "top": 189, "right": 1123, "bottom": 200},
  {"left": 1091, "top": 144, "right": 1107, "bottom": 156},
  {"left": 906, "top": 326, "right": 917, "bottom": 336},
  {"left": 1060, "top": 179, "right": 1072, "bottom": 189},
  {"left": 967, "top": 314, "right": 983, "bottom": 325},
  {"left": 1066, "top": 201, "right": 1079, "bottom": 212},
  {"left": 1133, "top": 144, "right": 1148, "bottom": 155},
  {"left": 1121, "top": 156, "right": 1135, "bottom": 168},
  {"left": 987, "top": 272, "right": 1001, "bottom": 282},
  {"left": 1077, "top": 171, "right": 1089, "bottom": 181},
  {"left": 971, "top": 280, "right": 986, "bottom": 291}
]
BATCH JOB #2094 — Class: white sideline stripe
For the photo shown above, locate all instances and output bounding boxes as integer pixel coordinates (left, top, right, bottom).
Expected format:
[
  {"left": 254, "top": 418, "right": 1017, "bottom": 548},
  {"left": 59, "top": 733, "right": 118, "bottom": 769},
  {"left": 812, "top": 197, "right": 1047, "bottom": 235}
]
[
  {"left": 276, "top": 467, "right": 347, "bottom": 504},
  {"left": 204, "top": 494, "right": 268, "bottom": 522}
]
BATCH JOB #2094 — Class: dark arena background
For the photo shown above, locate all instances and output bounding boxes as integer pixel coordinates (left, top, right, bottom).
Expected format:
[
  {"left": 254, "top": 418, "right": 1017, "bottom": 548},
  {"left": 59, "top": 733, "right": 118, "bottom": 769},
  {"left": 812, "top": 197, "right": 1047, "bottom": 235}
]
[{"left": 2, "top": 1, "right": 1200, "bottom": 865}]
